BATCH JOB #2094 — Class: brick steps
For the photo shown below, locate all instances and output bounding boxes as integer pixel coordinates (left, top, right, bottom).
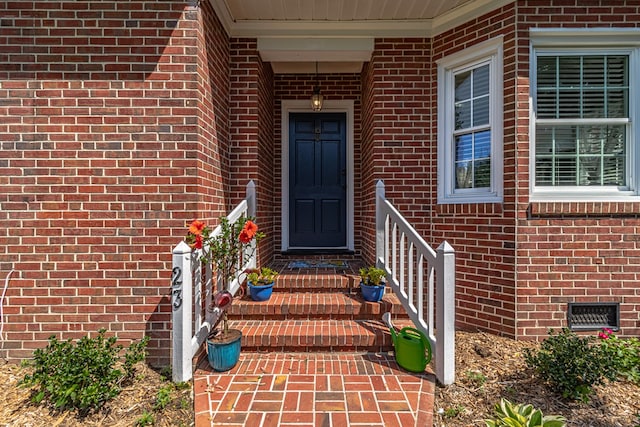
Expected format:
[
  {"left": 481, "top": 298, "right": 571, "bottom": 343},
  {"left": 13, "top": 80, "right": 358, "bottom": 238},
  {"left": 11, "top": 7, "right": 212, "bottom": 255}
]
[
  {"left": 225, "top": 260, "right": 413, "bottom": 354},
  {"left": 270, "top": 273, "right": 358, "bottom": 293},
  {"left": 229, "top": 319, "right": 415, "bottom": 353},
  {"left": 230, "top": 291, "right": 409, "bottom": 321}
]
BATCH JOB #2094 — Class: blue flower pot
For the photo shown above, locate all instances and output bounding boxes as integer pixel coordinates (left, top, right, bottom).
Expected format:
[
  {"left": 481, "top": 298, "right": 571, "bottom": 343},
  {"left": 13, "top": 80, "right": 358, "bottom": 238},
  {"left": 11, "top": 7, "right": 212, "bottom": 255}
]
[
  {"left": 207, "top": 329, "right": 242, "bottom": 372},
  {"left": 248, "top": 281, "right": 274, "bottom": 301},
  {"left": 360, "top": 282, "right": 385, "bottom": 302}
]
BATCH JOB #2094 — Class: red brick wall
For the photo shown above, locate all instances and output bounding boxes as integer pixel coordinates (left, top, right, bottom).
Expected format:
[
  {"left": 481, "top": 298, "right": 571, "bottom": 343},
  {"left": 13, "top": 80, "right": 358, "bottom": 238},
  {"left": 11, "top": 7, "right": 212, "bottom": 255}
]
[
  {"left": 360, "top": 62, "right": 376, "bottom": 262},
  {"left": 0, "top": 1, "right": 230, "bottom": 365},
  {"left": 196, "top": 0, "right": 231, "bottom": 223},
  {"left": 256, "top": 59, "right": 276, "bottom": 263},
  {"left": 515, "top": 0, "right": 640, "bottom": 340},
  {"left": 273, "top": 74, "right": 362, "bottom": 255},
  {"left": 229, "top": 39, "right": 275, "bottom": 264},
  {"left": 430, "top": 5, "right": 519, "bottom": 337},
  {"left": 360, "top": 39, "right": 433, "bottom": 265}
]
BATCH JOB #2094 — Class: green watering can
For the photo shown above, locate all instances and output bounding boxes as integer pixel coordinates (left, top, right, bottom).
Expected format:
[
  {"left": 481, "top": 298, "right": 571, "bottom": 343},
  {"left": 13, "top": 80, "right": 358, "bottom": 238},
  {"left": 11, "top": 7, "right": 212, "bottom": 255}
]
[{"left": 382, "top": 312, "right": 432, "bottom": 373}]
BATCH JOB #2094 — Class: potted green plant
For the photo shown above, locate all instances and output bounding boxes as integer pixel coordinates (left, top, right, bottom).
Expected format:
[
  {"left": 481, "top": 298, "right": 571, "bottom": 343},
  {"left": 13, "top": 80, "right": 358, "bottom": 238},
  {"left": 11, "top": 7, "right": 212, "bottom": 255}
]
[
  {"left": 185, "top": 216, "right": 264, "bottom": 371},
  {"left": 246, "top": 267, "right": 278, "bottom": 301},
  {"left": 359, "top": 266, "right": 387, "bottom": 302}
]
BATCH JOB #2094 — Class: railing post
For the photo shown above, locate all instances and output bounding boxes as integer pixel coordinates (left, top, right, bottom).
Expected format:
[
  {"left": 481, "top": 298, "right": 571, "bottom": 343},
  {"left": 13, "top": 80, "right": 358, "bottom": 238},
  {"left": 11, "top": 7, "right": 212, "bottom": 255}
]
[
  {"left": 172, "top": 241, "right": 194, "bottom": 383},
  {"left": 246, "top": 180, "right": 256, "bottom": 218},
  {"left": 375, "top": 180, "right": 385, "bottom": 267},
  {"left": 436, "top": 241, "right": 455, "bottom": 385}
]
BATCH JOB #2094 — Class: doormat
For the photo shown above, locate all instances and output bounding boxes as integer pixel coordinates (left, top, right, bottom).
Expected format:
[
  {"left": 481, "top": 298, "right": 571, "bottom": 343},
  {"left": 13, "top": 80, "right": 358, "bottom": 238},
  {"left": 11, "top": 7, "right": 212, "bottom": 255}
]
[{"left": 287, "top": 260, "right": 349, "bottom": 269}]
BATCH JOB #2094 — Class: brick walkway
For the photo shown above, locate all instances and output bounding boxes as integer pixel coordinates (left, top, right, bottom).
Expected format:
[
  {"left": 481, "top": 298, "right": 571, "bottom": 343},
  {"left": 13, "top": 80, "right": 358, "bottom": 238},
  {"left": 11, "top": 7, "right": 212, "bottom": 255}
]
[{"left": 193, "top": 352, "right": 435, "bottom": 426}]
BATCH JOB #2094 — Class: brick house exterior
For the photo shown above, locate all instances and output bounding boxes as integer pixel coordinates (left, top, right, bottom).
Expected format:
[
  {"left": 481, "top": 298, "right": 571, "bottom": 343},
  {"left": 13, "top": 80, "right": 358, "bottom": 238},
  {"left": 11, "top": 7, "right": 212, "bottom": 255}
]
[{"left": 1, "top": 0, "right": 640, "bottom": 366}]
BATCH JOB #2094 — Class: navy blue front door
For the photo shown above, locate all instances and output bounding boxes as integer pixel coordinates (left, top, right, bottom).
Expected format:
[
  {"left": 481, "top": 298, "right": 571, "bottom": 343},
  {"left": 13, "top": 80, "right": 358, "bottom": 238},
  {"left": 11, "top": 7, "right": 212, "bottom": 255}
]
[{"left": 289, "top": 113, "right": 347, "bottom": 248}]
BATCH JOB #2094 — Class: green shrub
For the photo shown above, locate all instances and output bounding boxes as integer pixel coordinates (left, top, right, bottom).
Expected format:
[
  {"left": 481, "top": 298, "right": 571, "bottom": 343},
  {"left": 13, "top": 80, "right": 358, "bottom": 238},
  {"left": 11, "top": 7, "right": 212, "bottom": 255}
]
[
  {"left": 20, "top": 329, "right": 149, "bottom": 414},
  {"left": 154, "top": 384, "right": 173, "bottom": 411},
  {"left": 485, "top": 398, "right": 566, "bottom": 427},
  {"left": 598, "top": 328, "right": 640, "bottom": 384},
  {"left": 524, "top": 328, "right": 617, "bottom": 402}
]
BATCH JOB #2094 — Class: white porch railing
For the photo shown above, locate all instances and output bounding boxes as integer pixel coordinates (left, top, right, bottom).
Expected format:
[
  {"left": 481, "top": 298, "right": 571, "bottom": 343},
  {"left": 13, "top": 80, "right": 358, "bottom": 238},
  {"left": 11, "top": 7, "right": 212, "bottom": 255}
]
[
  {"left": 171, "top": 181, "right": 256, "bottom": 383},
  {"left": 376, "top": 180, "right": 456, "bottom": 385}
]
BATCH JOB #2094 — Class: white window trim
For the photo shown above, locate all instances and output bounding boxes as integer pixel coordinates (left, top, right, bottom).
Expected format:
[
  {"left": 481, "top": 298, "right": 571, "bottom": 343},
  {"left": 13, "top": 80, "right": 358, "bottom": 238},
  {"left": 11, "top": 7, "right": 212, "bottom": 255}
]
[
  {"left": 437, "top": 36, "right": 504, "bottom": 204},
  {"left": 530, "top": 28, "right": 640, "bottom": 202}
]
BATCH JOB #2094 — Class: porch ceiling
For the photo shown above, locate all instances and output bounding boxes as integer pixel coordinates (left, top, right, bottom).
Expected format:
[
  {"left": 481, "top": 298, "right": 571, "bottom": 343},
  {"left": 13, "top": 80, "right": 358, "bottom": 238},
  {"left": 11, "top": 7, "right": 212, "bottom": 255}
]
[{"left": 209, "top": 0, "right": 513, "bottom": 73}]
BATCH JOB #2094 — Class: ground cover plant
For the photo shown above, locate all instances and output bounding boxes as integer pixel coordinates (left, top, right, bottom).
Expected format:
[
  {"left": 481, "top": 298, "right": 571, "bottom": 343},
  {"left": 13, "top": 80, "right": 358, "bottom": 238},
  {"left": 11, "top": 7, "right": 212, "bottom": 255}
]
[{"left": 435, "top": 330, "right": 640, "bottom": 426}]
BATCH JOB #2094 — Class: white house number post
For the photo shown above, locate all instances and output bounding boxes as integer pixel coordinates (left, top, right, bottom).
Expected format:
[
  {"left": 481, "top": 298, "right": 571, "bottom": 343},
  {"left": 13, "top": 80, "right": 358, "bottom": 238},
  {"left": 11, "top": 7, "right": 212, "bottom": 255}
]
[{"left": 172, "top": 241, "right": 193, "bottom": 383}]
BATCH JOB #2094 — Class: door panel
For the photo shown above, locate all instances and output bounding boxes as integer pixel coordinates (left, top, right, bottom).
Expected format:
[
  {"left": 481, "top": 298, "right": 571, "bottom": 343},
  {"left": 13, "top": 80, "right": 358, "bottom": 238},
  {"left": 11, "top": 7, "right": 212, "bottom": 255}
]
[
  {"left": 289, "top": 113, "right": 346, "bottom": 248},
  {"left": 293, "top": 199, "right": 315, "bottom": 233}
]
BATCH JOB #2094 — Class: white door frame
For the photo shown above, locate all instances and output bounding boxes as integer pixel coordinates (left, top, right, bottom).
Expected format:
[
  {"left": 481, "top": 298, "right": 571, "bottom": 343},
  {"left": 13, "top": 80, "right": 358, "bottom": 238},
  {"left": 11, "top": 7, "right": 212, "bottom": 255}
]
[{"left": 280, "top": 100, "right": 354, "bottom": 251}]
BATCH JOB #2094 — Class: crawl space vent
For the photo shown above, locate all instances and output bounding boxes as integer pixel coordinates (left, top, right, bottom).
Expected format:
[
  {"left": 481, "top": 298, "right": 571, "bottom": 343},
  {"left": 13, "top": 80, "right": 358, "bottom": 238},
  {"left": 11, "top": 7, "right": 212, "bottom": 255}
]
[{"left": 567, "top": 302, "right": 619, "bottom": 331}]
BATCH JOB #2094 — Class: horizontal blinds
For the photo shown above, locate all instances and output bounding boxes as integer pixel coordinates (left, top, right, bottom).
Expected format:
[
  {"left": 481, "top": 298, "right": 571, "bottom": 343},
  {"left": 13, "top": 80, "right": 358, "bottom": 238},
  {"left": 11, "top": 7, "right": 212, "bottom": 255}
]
[
  {"left": 535, "top": 54, "right": 629, "bottom": 187},
  {"left": 537, "top": 55, "right": 628, "bottom": 119}
]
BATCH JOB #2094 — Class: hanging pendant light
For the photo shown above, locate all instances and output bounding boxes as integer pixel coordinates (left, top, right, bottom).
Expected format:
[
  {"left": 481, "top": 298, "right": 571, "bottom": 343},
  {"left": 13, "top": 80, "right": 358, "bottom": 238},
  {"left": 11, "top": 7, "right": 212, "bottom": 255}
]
[{"left": 311, "top": 62, "right": 323, "bottom": 111}]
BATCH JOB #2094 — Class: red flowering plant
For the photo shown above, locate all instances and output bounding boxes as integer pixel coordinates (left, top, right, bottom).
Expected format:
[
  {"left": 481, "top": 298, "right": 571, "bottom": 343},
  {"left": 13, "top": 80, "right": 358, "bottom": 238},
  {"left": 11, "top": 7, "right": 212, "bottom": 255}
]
[
  {"left": 597, "top": 327, "right": 640, "bottom": 384},
  {"left": 185, "top": 216, "right": 264, "bottom": 335},
  {"left": 598, "top": 328, "right": 614, "bottom": 340}
]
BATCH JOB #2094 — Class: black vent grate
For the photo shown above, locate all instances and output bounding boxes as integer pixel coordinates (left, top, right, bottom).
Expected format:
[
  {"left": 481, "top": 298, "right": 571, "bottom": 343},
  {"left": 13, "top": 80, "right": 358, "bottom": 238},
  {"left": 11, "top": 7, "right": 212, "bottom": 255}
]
[{"left": 568, "top": 302, "right": 619, "bottom": 331}]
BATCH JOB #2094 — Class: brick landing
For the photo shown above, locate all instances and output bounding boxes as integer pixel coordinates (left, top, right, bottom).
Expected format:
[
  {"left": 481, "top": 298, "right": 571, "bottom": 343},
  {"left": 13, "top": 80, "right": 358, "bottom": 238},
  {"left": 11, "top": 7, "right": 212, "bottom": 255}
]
[{"left": 194, "top": 352, "right": 434, "bottom": 427}]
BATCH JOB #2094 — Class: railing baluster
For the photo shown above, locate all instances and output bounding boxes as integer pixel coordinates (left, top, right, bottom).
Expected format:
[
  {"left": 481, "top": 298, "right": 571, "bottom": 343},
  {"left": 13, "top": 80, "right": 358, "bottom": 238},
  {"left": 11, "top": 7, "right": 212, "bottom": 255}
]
[
  {"left": 408, "top": 242, "right": 414, "bottom": 308},
  {"left": 427, "top": 263, "right": 434, "bottom": 339},
  {"left": 375, "top": 180, "right": 385, "bottom": 267},
  {"left": 399, "top": 232, "right": 405, "bottom": 297},
  {"left": 193, "top": 250, "right": 203, "bottom": 346},
  {"left": 384, "top": 216, "right": 390, "bottom": 267}
]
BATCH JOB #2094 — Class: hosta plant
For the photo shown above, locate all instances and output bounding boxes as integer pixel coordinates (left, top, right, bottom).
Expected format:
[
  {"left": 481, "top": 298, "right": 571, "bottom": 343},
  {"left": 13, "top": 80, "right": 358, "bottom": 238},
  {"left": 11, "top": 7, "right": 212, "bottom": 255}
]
[{"left": 485, "top": 398, "right": 566, "bottom": 427}]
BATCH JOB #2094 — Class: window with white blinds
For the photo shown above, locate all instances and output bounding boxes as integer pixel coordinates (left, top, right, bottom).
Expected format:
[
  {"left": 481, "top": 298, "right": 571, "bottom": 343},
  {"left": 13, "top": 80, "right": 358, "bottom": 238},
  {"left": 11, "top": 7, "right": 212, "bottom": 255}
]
[
  {"left": 529, "top": 27, "right": 640, "bottom": 200},
  {"left": 535, "top": 54, "right": 629, "bottom": 188},
  {"left": 437, "top": 37, "right": 503, "bottom": 204}
]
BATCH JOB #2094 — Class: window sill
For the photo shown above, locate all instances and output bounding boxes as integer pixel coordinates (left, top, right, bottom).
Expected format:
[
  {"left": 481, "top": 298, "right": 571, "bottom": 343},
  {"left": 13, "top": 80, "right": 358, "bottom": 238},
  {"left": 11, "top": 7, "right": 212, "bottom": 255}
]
[{"left": 529, "top": 200, "right": 640, "bottom": 217}]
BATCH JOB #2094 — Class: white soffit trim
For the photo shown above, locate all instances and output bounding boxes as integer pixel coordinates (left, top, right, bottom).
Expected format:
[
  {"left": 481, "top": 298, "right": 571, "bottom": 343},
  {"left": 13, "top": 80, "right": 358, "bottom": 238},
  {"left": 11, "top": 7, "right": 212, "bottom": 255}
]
[
  {"left": 209, "top": 0, "right": 514, "bottom": 38},
  {"left": 258, "top": 37, "right": 374, "bottom": 63},
  {"left": 430, "top": 0, "right": 513, "bottom": 37},
  {"left": 210, "top": 0, "right": 235, "bottom": 35},
  {"left": 230, "top": 20, "right": 431, "bottom": 38}
]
